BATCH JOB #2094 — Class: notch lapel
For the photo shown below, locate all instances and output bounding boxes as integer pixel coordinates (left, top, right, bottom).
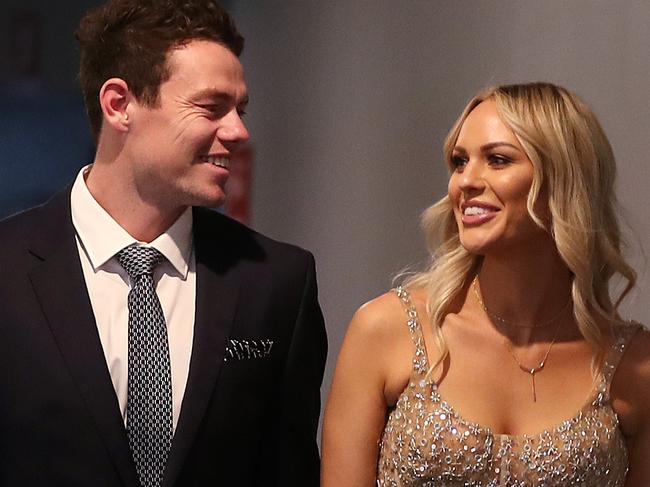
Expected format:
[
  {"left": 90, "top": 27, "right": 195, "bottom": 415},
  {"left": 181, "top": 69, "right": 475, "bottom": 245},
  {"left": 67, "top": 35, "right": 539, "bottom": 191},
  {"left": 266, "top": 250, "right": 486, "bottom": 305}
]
[
  {"left": 27, "top": 190, "right": 140, "bottom": 487},
  {"left": 163, "top": 209, "right": 240, "bottom": 487}
]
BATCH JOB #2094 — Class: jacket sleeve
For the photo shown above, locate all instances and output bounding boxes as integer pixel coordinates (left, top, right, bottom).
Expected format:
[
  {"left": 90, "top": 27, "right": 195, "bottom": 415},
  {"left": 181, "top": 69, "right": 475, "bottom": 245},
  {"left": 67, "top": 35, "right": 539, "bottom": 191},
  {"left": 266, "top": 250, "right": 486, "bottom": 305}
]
[{"left": 263, "top": 252, "right": 328, "bottom": 486}]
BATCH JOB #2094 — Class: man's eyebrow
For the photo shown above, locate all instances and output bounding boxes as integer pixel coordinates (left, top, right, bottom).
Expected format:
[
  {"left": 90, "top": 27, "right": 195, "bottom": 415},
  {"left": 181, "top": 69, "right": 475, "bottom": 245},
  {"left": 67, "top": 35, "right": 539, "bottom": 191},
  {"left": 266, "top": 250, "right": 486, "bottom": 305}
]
[
  {"left": 191, "top": 88, "right": 227, "bottom": 100},
  {"left": 190, "top": 88, "right": 246, "bottom": 103}
]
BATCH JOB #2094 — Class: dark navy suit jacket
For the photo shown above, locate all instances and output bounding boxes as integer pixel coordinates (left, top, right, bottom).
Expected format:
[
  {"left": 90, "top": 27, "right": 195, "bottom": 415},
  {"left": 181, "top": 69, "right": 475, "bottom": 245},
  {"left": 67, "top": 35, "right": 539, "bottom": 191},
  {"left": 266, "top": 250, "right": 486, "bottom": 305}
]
[{"left": 0, "top": 188, "right": 327, "bottom": 486}]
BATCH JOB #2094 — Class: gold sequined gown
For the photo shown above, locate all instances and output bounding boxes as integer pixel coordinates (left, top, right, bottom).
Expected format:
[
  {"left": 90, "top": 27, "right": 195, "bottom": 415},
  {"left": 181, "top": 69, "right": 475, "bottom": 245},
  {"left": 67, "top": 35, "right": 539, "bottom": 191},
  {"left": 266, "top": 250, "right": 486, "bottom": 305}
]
[{"left": 377, "top": 287, "right": 637, "bottom": 487}]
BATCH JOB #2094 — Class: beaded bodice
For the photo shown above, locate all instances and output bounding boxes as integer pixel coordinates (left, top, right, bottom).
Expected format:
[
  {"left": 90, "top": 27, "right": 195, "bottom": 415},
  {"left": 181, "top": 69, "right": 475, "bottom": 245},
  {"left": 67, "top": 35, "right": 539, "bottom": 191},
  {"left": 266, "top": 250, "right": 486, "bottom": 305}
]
[{"left": 377, "top": 287, "right": 638, "bottom": 487}]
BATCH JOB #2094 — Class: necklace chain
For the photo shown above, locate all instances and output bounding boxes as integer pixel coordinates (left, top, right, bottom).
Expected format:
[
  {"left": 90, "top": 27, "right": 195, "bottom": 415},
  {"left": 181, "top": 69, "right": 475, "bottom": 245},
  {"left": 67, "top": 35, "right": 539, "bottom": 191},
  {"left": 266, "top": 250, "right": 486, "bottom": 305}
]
[
  {"left": 471, "top": 276, "right": 571, "bottom": 329},
  {"left": 471, "top": 276, "right": 569, "bottom": 402}
]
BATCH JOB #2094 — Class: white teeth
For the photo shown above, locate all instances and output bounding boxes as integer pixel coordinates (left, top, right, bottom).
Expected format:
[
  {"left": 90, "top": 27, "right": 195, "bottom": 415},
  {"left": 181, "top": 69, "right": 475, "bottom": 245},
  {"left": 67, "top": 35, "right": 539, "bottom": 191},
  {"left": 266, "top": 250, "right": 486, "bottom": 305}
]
[
  {"left": 201, "top": 155, "right": 230, "bottom": 169},
  {"left": 464, "top": 206, "right": 492, "bottom": 216}
]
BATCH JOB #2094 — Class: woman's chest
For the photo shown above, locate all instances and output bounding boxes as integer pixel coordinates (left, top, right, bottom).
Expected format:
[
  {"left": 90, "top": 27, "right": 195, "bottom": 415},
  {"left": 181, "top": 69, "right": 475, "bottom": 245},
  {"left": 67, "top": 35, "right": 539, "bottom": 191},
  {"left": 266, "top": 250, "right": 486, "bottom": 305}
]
[{"left": 377, "top": 379, "right": 628, "bottom": 486}]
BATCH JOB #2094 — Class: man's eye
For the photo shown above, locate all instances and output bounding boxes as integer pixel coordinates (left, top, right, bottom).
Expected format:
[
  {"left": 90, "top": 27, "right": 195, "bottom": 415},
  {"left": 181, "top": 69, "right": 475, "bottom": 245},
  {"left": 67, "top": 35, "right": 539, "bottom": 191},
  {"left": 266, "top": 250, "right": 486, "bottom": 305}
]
[
  {"left": 201, "top": 104, "right": 224, "bottom": 115},
  {"left": 237, "top": 108, "right": 247, "bottom": 117}
]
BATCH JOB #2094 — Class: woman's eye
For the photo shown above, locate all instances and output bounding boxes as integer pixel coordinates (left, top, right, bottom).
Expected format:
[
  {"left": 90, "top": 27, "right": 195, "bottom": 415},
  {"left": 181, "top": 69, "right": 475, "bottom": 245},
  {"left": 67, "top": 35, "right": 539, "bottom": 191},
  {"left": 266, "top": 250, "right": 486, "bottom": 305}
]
[
  {"left": 451, "top": 155, "right": 467, "bottom": 169},
  {"left": 488, "top": 154, "right": 511, "bottom": 166}
]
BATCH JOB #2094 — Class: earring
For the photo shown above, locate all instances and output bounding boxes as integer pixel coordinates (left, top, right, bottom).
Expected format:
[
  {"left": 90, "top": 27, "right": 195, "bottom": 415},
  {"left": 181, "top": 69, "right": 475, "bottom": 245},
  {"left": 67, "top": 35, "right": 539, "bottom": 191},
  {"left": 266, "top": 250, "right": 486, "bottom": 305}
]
[{"left": 124, "top": 112, "right": 129, "bottom": 122}]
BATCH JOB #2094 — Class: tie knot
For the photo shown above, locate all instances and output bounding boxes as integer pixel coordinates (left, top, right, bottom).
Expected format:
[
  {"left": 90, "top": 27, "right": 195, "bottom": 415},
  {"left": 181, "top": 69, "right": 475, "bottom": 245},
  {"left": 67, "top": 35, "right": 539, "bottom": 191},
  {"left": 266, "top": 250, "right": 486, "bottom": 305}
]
[{"left": 116, "top": 245, "right": 165, "bottom": 278}]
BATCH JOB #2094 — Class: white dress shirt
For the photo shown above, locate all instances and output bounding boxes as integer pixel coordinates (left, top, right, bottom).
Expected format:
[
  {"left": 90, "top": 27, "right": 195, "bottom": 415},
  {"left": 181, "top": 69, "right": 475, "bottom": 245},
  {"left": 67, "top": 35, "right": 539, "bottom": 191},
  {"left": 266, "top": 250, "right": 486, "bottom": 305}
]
[{"left": 70, "top": 165, "right": 196, "bottom": 431}]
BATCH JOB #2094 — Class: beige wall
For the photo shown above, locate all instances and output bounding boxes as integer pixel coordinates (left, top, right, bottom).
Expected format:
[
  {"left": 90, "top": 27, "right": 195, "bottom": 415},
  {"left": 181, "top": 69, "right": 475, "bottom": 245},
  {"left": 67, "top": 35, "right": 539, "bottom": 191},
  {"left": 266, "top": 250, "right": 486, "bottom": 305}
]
[{"left": 232, "top": 0, "right": 650, "bottom": 421}]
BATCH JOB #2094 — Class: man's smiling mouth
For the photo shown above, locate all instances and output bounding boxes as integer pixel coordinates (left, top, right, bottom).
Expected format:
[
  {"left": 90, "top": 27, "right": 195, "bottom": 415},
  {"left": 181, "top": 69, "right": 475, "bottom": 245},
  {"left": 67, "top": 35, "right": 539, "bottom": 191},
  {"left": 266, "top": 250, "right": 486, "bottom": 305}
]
[{"left": 200, "top": 155, "right": 230, "bottom": 169}]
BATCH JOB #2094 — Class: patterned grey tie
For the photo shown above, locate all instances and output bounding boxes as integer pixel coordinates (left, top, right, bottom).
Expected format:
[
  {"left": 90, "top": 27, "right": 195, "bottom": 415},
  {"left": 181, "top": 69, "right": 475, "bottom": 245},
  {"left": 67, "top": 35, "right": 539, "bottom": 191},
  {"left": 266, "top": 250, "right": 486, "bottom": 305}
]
[{"left": 116, "top": 245, "right": 173, "bottom": 487}]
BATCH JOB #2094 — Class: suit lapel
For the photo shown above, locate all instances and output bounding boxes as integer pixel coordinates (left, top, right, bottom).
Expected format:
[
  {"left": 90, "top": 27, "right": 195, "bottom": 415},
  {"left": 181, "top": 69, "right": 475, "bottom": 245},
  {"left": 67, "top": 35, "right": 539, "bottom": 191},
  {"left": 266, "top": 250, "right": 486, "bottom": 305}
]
[
  {"left": 27, "top": 190, "right": 140, "bottom": 487},
  {"left": 163, "top": 209, "right": 239, "bottom": 487}
]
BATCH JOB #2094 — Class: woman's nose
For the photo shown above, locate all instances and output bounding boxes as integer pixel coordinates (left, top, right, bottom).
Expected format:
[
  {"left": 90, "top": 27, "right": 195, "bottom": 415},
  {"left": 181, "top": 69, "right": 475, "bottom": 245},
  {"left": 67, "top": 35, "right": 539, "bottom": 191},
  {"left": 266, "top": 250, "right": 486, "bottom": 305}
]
[{"left": 458, "top": 160, "right": 485, "bottom": 192}]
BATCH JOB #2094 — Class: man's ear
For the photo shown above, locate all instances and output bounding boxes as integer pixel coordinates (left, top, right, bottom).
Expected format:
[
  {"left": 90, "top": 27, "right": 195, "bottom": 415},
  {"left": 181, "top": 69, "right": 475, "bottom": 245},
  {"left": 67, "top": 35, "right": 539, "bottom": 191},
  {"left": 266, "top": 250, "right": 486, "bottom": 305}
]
[{"left": 99, "top": 78, "right": 132, "bottom": 133}]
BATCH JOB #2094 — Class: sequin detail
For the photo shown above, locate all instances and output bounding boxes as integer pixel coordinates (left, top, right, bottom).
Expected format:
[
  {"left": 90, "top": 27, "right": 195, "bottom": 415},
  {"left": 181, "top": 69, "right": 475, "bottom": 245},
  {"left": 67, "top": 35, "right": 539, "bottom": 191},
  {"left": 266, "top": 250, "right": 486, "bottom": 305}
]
[{"left": 377, "top": 287, "right": 636, "bottom": 486}]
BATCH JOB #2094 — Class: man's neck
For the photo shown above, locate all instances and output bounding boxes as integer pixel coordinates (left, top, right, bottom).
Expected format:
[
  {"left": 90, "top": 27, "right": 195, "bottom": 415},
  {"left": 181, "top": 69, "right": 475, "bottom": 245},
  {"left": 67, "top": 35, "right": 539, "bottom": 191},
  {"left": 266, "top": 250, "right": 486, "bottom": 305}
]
[{"left": 85, "top": 163, "right": 187, "bottom": 243}]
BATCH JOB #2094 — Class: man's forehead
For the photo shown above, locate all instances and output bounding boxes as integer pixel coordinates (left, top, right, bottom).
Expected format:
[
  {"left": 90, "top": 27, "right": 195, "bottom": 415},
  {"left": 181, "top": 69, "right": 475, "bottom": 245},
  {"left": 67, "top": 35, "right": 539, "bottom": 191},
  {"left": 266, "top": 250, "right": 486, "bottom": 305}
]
[
  {"left": 161, "top": 41, "right": 246, "bottom": 99},
  {"left": 166, "top": 39, "right": 242, "bottom": 71}
]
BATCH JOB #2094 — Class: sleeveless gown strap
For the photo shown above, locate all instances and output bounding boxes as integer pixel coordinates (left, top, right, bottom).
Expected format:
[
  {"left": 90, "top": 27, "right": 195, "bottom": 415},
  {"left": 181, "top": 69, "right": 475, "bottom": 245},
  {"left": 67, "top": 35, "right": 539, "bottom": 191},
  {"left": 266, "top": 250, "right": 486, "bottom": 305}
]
[
  {"left": 602, "top": 321, "right": 644, "bottom": 401},
  {"left": 393, "top": 286, "right": 429, "bottom": 376}
]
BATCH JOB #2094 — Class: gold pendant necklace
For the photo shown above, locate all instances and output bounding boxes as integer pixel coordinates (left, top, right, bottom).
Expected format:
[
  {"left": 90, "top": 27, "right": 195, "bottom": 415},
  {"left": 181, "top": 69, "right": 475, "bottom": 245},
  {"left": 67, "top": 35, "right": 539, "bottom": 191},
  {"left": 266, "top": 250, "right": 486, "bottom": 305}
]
[
  {"left": 472, "top": 276, "right": 568, "bottom": 402},
  {"left": 502, "top": 331, "right": 560, "bottom": 402}
]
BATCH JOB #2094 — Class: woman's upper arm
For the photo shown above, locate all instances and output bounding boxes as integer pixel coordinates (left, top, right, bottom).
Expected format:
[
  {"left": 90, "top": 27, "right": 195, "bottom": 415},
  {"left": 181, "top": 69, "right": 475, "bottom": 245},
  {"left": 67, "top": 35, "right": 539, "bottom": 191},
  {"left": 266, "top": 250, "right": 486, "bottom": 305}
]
[
  {"left": 321, "top": 295, "right": 408, "bottom": 487},
  {"left": 613, "top": 328, "right": 650, "bottom": 486},
  {"left": 625, "top": 420, "right": 650, "bottom": 486}
]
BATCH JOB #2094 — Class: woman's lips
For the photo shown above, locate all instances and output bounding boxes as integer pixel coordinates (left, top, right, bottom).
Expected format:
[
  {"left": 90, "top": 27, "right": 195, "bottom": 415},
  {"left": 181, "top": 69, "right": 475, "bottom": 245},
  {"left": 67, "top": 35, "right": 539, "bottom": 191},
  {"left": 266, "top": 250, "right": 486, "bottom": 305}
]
[{"left": 460, "top": 204, "right": 499, "bottom": 225}]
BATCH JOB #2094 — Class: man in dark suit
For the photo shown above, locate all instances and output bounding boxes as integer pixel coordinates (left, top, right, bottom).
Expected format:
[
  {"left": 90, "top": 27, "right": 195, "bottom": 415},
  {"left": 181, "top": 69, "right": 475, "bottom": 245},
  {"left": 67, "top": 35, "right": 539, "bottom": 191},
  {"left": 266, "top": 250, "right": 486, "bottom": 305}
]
[{"left": 0, "top": 1, "right": 327, "bottom": 485}]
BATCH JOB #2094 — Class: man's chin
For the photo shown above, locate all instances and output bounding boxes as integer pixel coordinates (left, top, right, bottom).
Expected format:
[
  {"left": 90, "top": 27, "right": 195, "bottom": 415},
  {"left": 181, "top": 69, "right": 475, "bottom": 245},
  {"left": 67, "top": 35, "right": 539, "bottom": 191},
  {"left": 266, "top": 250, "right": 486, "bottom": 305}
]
[{"left": 190, "top": 192, "right": 227, "bottom": 209}]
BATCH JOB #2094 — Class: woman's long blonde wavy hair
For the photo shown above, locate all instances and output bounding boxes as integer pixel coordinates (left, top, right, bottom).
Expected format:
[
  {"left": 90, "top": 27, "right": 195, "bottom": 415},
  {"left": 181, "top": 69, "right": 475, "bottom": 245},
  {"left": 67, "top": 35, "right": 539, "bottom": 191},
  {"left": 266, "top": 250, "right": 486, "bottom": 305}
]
[{"left": 406, "top": 82, "right": 636, "bottom": 373}]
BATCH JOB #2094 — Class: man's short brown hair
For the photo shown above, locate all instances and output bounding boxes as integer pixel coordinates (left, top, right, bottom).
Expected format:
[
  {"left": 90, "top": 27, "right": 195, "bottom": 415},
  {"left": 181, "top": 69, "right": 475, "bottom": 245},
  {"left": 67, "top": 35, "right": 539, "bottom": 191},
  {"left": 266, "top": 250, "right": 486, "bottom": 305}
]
[{"left": 75, "top": 0, "right": 244, "bottom": 140}]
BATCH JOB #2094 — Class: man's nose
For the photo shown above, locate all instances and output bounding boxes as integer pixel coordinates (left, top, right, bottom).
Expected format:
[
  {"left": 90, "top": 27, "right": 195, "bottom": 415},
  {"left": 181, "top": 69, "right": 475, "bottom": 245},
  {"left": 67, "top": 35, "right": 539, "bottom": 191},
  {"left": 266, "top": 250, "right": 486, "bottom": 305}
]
[{"left": 217, "top": 110, "right": 250, "bottom": 143}]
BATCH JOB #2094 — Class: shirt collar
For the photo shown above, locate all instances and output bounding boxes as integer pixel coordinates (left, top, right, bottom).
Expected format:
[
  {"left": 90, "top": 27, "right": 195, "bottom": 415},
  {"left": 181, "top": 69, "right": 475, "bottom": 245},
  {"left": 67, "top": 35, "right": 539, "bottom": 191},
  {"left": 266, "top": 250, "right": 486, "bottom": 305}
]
[{"left": 70, "top": 164, "right": 193, "bottom": 278}]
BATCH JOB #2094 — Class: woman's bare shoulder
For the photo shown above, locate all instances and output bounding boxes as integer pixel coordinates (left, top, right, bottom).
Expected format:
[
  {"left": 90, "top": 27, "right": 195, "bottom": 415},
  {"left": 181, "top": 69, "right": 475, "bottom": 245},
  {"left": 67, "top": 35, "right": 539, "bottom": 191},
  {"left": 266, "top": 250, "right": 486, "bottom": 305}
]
[
  {"left": 348, "top": 285, "right": 431, "bottom": 339},
  {"left": 348, "top": 288, "right": 416, "bottom": 340},
  {"left": 340, "top": 288, "right": 423, "bottom": 399}
]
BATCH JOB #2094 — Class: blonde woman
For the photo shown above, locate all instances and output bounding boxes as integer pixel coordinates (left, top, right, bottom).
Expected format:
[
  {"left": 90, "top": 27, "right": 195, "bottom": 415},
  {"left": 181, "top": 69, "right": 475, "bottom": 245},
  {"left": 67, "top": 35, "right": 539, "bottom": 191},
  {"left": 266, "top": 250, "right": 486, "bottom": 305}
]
[{"left": 322, "top": 82, "right": 650, "bottom": 486}]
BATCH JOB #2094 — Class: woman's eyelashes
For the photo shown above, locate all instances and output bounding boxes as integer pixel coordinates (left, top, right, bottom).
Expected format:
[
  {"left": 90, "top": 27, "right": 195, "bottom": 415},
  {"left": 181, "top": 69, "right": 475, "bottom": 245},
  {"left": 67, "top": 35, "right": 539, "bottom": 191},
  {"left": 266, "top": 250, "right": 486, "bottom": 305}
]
[
  {"left": 450, "top": 154, "right": 468, "bottom": 169},
  {"left": 449, "top": 152, "right": 513, "bottom": 171},
  {"left": 487, "top": 153, "right": 512, "bottom": 167}
]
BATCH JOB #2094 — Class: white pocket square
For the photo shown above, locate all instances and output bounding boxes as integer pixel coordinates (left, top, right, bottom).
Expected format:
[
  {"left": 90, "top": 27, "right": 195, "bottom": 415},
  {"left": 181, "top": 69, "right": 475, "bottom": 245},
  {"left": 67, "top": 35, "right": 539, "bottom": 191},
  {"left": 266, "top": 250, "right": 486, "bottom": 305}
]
[{"left": 224, "top": 339, "right": 274, "bottom": 362}]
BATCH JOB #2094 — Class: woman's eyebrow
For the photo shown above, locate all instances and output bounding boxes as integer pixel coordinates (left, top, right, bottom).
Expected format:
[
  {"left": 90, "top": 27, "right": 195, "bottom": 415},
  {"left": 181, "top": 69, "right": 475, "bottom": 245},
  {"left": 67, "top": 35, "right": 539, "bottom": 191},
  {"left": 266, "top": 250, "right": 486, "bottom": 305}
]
[
  {"left": 480, "top": 141, "right": 521, "bottom": 152},
  {"left": 453, "top": 141, "right": 521, "bottom": 154}
]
